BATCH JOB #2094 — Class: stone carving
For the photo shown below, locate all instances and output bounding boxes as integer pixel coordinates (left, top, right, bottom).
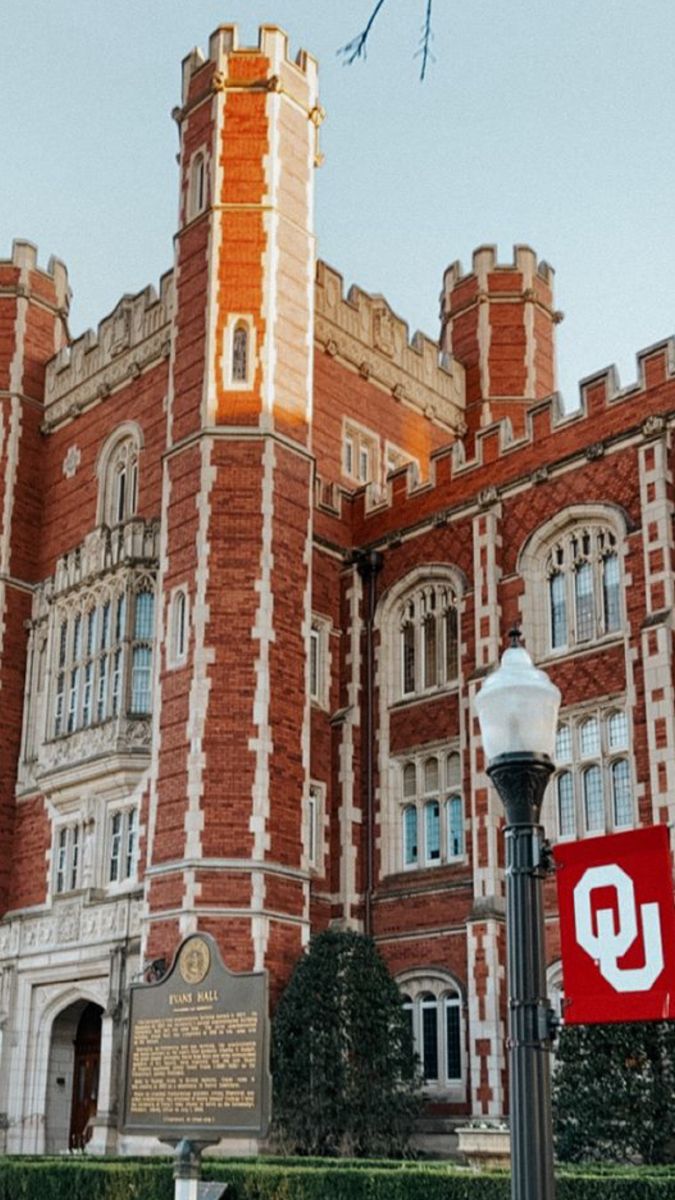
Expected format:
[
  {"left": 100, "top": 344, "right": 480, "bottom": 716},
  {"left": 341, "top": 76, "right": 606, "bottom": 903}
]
[
  {"left": 478, "top": 485, "right": 499, "bottom": 510},
  {"left": 38, "top": 716, "right": 152, "bottom": 778},
  {"left": 585, "top": 442, "right": 605, "bottom": 461},
  {"left": 0, "top": 895, "right": 142, "bottom": 963},
  {"left": 373, "top": 304, "right": 395, "bottom": 357},
  {"left": 531, "top": 465, "right": 549, "bottom": 484},
  {"left": 642, "top": 414, "right": 666, "bottom": 439},
  {"left": 111, "top": 303, "right": 132, "bottom": 355},
  {"left": 62, "top": 445, "right": 81, "bottom": 480}
]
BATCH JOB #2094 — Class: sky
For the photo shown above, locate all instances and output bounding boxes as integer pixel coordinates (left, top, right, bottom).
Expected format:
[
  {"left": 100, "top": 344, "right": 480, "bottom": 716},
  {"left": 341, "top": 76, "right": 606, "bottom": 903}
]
[{"left": 2, "top": 1, "right": 675, "bottom": 408}]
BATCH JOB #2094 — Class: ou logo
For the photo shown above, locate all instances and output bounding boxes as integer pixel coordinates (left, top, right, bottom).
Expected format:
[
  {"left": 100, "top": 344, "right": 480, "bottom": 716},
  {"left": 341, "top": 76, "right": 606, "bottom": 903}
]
[{"left": 573, "top": 864, "right": 664, "bottom": 993}]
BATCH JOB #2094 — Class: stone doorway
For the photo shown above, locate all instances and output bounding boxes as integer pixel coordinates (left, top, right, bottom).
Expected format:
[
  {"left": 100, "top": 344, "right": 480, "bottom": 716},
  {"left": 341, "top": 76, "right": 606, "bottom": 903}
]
[{"left": 45, "top": 1000, "right": 102, "bottom": 1153}]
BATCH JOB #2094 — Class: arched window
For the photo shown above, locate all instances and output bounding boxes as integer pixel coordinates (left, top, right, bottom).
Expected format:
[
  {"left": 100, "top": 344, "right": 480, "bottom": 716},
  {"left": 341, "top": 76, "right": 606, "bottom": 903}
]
[
  {"left": 98, "top": 430, "right": 141, "bottom": 528},
  {"left": 398, "top": 749, "right": 464, "bottom": 871},
  {"left": 550, "top": 708, "right": 633, "bottom": 838},
  {"left": 397, "top": 582, "right": 460, "bottom": 699},
  {"left": 397, "top": 973, "right": 465, "bottom": 1095},
  {"left": 169, "top": 588, "right": 188, "bottom": 667},
  {"left": 232, "top": 321, "right": 249, "bottom": 383},
  {"left": 546, "top": 526, "right": 621, "bottom": 651},
  {"left": 188, "top": 151, "right": 207, "bottom": 219}
]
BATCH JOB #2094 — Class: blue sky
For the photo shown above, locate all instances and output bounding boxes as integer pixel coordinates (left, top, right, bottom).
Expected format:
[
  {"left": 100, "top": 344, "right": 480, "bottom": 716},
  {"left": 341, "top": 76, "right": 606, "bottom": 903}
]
[{"left": 2, "top": 1, "right": 675, "bottom": 407}]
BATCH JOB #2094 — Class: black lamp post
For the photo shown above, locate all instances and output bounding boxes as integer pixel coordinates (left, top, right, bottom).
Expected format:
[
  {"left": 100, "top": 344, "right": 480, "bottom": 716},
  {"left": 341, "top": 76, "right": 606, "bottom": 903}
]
[{"left": 475, "top": 630, "right": 561, "bottom": 1200}]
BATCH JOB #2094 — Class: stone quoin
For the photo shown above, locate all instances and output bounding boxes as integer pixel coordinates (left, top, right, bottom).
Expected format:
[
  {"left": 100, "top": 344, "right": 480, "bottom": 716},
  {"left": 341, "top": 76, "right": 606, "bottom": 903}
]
[{"left": 0, "top": 19, "right": 673, "bottom": 1157}]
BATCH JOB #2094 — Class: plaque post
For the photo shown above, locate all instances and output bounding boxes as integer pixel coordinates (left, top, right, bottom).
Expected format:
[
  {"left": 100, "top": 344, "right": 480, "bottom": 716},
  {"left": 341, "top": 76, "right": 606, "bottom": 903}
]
[{"left": 173, "top": 1138, "right": 201, "bottom": 1200}]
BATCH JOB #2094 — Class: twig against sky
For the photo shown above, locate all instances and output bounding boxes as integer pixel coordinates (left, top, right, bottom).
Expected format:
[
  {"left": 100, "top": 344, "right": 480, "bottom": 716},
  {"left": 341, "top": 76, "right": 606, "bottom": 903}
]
[{"left": 338, "top": 0, "right": 435, "bottom": 81}]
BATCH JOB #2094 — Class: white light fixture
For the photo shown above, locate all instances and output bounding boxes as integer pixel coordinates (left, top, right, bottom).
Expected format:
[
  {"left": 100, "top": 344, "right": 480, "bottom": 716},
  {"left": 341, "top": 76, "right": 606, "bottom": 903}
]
[{"left": 475, "top": 635, "right": 561, "bottom": 764}]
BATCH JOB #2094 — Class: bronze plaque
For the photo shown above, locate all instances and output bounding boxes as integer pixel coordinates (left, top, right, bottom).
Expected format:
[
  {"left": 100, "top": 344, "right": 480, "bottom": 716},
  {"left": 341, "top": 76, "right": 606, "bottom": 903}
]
[{"left": 122, "top": 933, "right": 270, "bottom": 1139}]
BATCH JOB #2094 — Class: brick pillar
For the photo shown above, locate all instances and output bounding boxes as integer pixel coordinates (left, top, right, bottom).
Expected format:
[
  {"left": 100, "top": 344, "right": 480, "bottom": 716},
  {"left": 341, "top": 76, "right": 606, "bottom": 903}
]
[
  {"left": 0, "top": 241, "right": 69, "bottom": 913},
  {"left": 466, "top": 497, "right": 507, "bottom": 1115},
  {"left": 144, "top": 25, "right": 320, "bottom": 999},
  {"left": 440, "top": 245, "right": 559, "bottom": 439}
]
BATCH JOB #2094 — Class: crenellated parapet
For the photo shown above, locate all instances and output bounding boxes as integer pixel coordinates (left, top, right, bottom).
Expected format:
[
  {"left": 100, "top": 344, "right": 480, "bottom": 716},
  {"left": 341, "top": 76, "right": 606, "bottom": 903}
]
[
  {"left": 315, "top": 260, "right": 466, "bottom": 434},
  {"left": 43, "top": 272, "right": 174, "bottom": 430},
  {"left": 178, "top": 23, "right": 319, "bottom": 118},
  {"left": 314, "top": 332, "right": 675, "bottom": 529},
  {"left": 0, "top": 239, "right": 70, "bottom": 314}
]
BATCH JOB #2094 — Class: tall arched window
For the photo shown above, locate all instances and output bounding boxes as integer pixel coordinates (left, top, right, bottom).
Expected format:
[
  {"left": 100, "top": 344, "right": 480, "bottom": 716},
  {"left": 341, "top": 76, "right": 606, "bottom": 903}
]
[
  {"left": 188, "top": 151, "right": 207, "bottom": 219},
  {"left": 397, "top": 582, "right": 460, "bottom": 699},
  {"left": 546, "top": 526, "right": 621, "bottom": 651},
  {"left": 398, "top": 972, "right": 465, "bottom": 1096},
  {"left": 232, "top": 321, "right": 249, "bottom": 383},
  {"left": 169, "top": 587, "right": 188, "bottom": 668},
  {"left": 98, "top": 429, "right": 141, "bottom": 528}
]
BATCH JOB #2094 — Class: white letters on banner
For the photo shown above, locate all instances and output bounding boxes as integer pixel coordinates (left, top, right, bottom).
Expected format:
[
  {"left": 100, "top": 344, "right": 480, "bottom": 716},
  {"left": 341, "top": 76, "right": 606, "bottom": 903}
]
[{"left": 573, "top": 863, "right": 664, "bottom": 993}]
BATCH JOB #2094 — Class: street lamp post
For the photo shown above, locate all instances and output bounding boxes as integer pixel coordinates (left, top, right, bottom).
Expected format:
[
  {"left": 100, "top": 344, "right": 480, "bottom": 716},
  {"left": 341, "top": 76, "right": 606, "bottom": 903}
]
[{"left": 474, "top": 630, "right": 561, "bottom": 1200}]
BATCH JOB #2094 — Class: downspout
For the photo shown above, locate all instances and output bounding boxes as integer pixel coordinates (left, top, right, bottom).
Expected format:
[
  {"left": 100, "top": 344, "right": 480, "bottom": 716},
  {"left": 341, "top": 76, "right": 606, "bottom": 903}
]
[{"left": 356, "top": 549, "right": 383, "bottom": 936}]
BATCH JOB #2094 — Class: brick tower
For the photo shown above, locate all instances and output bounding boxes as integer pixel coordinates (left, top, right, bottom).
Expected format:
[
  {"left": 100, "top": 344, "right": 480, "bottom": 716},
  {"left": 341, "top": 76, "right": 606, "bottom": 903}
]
[
  {"left": 440, "top": 245, "right": 559, "bottom": 437},
  {"left": 143, "top": 27, "right": 321, "bottom": 997},
  {"left": 0, "top": 242, "right": 69, "bottom": 912}
]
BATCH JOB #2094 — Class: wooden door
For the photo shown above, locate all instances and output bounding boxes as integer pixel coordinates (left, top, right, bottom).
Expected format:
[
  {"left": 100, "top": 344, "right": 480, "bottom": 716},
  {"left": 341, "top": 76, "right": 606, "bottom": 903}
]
[{"left": 69, "top": 1003, "right": 101, "bottom": 1150}]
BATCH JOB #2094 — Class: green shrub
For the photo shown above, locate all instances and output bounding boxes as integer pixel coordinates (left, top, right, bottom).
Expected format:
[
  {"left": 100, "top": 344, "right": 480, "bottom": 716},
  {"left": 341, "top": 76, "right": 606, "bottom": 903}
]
[
  {"left": 553, "top": 1021, "right": 675, "bottom": 1164},
  {"left": 271, "top": 930, "right": 422, "bottom": 1156},
  {"left": 1, "top": 1157, "right": 674, "bottom": 1200}
]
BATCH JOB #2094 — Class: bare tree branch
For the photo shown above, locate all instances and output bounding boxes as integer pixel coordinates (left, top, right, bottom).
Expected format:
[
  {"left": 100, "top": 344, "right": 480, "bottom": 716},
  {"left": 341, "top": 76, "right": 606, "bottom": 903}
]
[
  {"left": 337, "top": 0, "right": 390, "bottom": 67},
  {"left": 415, "top": 0, "right": 436, "bottom": 81},
  {"left": 338, "top": 0, "right": 436, "bottom": 81}
]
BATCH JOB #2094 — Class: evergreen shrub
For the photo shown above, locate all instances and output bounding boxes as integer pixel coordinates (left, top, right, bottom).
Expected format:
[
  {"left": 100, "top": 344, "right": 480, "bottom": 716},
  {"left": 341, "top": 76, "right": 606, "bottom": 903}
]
[
  {"left": 553, "top": 1021, "right": 675, "bottom": 1164},
  {"left": 271, "top": 929, "right": 423, "bottom": 1156}
]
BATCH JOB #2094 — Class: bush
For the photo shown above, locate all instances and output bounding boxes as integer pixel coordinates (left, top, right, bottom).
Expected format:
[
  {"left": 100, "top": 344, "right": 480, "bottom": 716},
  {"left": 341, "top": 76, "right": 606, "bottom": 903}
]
[
  {"left": 271, "top": 930, "right": 423, "bottom": 1156},
  {"left": 553, "top": 1021, "right": 675, "bottom": 1164},
  {"left": 1, "top": 1157, "right": 675, "bottom": 1199}
]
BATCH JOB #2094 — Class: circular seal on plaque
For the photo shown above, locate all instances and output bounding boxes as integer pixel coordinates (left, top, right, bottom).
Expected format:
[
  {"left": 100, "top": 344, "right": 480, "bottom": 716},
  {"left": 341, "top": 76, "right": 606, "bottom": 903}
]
[{"left": 179, "top": 936, "right": 211, "bottom": 985}]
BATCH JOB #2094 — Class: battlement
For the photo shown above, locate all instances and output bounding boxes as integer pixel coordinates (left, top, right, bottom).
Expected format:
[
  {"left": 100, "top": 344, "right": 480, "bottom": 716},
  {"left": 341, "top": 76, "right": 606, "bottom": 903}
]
[
  {"left": 315, "top": 260, "right": 466, "bottom": 434},
  {"left": 180, "top": 23, "right": 319, "bottom": 111},
  {"left": 0, "top": 240, "right": 70, "bottom": 312},
  {"left": 335, "top": 332, "right": 675, "bottom": 531},
  {"left": 43, "top": 271, "right": 174, "bottom": 429},
  {"left": 442, "top": 243, "right": 555, "bottom": 297}
]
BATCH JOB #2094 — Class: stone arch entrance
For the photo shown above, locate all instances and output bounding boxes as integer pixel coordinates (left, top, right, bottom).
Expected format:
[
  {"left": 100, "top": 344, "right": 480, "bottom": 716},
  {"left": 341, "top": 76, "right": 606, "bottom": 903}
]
[{"left": 45, "top": 1000, "right": 102, "bottom": 1152}]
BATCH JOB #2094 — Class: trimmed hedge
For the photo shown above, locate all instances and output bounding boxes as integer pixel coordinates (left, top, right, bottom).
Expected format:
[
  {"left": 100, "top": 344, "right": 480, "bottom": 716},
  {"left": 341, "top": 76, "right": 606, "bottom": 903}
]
[{"left": 1, "top": 1157, "right": 675, "bottom": 1200}]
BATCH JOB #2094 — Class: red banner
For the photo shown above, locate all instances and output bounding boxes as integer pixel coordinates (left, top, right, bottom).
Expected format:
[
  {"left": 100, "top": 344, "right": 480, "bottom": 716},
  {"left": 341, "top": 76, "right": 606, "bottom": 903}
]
[{"left": 554, "top": 825, "right": 675, "bottom": 1024}]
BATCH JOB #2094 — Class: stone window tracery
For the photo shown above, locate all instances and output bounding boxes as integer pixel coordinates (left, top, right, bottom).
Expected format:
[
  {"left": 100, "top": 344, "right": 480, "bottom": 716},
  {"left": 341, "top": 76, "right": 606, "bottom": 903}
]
[
  {"left": 52, "top": 575, "right": 155, "bottom": 739},
  {"left": 546, "top": 525, "right": 621, "bottom": 651},
  {"left": 98, "top": 431, "right": 141, "bottom": 528},
  {"left": 399, "top": 972, "right": 465, "bottom": 1096},
  {"left": 550, "top": 707, "right": 633, "bottom": 839},
  {"left": 398, "top": 583, "right": 459, "bottom": 699}
]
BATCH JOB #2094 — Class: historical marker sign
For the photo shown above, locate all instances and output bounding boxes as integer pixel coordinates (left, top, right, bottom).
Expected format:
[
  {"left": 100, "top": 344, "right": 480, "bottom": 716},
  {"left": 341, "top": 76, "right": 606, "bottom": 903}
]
[
  {"left": 122, "top": 933, "right": 270, "bottom": 1139},
  {"left": 555, "top": 825, "right": 675, "bottom": 1024}
]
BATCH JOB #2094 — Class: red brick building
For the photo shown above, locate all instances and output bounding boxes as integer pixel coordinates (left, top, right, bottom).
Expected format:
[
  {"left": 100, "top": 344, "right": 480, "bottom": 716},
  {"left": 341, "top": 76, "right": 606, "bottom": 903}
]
[{"left": 0, "top": 21, "right": 673, "bottom": 1155}]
